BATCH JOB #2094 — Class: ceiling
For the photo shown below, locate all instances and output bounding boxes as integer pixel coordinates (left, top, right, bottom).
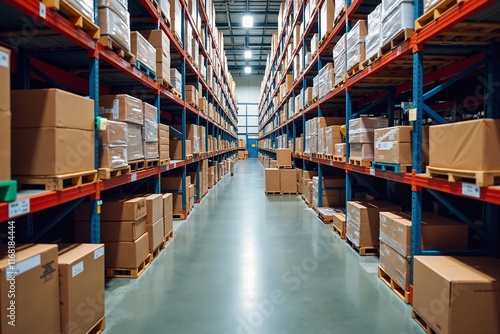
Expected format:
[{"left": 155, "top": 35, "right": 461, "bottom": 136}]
[{"left": 213, "top": 0, "right": 281, "bottom": 77}]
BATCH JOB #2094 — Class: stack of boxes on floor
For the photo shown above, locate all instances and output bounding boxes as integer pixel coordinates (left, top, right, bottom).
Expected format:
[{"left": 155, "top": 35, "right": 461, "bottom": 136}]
[
  {"left": 0, "top": 47, "right": 10, "bottom": 184},
  {"left": 264, "top": 149, "right": 296, "bottom": 195},
  {"left": 0, "top": 243, "right": 106, "bottom": 334},
  {"left": 162, "top": 175, "right": 192, "bottom": 216},
  {"left": 145, "top": 194, "right": 165, "bottom": 253},
  {"left": 300, "top": 170, "right": 318, "bottom": 206},
  {"left": 348, "top": 117, "right": 388, "bottom": 163},
  {"left": 98, "top": 0, "right": 131, "bottom": 52}
]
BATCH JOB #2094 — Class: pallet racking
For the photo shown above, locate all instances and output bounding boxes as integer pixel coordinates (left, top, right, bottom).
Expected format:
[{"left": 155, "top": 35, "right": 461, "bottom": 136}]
[{"left": 0, "top": 0, "right": 239, "bottom": 241}]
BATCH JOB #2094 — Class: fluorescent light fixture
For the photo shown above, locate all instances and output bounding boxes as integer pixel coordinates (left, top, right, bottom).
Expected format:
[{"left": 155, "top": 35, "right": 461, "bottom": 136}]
[
  {"left": 242, "top": 15, "right": 253, "bottom": 28},
  {"left": 244, "top": 66, "right": 252, "bottom": 74},
  {"left": 244, "top": 50, "right": 252, "bottom": 59}
]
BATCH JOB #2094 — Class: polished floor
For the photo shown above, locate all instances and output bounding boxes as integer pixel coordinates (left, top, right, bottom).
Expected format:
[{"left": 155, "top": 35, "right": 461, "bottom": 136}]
[{"left": 104, "top": 159, "right": 424, "bottom": 334}]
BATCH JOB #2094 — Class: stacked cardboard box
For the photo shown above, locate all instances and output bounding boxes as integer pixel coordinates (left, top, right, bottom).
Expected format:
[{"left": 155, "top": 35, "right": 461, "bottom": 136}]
[
  {"left": 312, "top": 176, "right": 346, "bottom": 209},
  {"left": 131, "top": 32, "right": 156, "bottom": 73},
  {"left": 141, "top": 29, "right": 171, "bottom": 85},
  {"left": 170, "top": 68, "right": 182, "bottom": 93},
  {"left": 169, "top": 0, "right": 182, "bottom": 42},
  {"left": 302, "top": 170, "right": 318, "bottom": 204},
  {"left": 365, "top": 4, "right": 382, "bottom": 60},
  {"left": 162, "top": 175, "right": 191, "bottom": 215},
  {"left": 346, "top": 200, "right": 401, "bottom": 249},
  {"left": 11, "top": 89, "right": 95, "bottom": 176},
  {"left": 318, "top": 63, "right": 334, "bottom": 99},
  {"left": 98, "top": 0, "right": 131, "bottom": 51},
  {"left": 349, "top": 117, "right": 388, "bottom": 162},
  {"left": 414, "top": 256, "right": 500, "bottom": 334},
  {"left": 347, "top": 20, "right": 367, "bottom": 72},
  {"left": 334, "top": 143, "right": 346, "bottom": 158},
  {"left": 145, "top": 194, "right": 165, "bottom": 252},
  {"left": 324, "top": 126, "right": 343, "bottom": 156},
  {"left": 334, "top": 34, "right": 347, "bottom": 86},
  {"left": 381, "top": 0, "right": 414, "bottom": 46},
  {"left": 142, "top": 103, "right": 159, "bottom": 160},
  {"left": 188, "top": 184, "right": 195, "bottom": 209},
  {"left": 162, "top": 193, "right": 173, "bottom": 238},
  {"left": 100, "top": 94, "right": 144, "bottom": 161},
  {"left": 185, "top": 85, "right": 198, "bottom": 108},
  {"left": 198, "top": 125, "right": 207, "bottom": 154},
  {"left": 158, "top": 123, "right": 170, "bottom": 161},
  {"left": 170, "top": 138, "right": 192, "bottom": 159},
  {"left": 379, "top": 211, "right": 468, "bottom": 292},
  {"left": 173, "top": 123, "right": 199, "bottom": 154},
  {"left": 265, "top": 168, "right": 280, "bottom": 193},
  {"left": 0, "top": 46, "right": 10, "bottom": 182},
  {"left": 99, "top": 120, "right": 128, "bottom": 169},
  {"left": 374, "top": 126, "right": 412, "bottom": 165}
]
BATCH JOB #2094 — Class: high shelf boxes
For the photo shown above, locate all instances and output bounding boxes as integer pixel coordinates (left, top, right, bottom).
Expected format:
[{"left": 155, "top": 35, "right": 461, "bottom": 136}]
[
  {"left": 141, "top": 29, "right": 171, "bottom": 85},
  {"left": 366, "top": 4, "right": 382, "bottom": 60},
  {"left": 0, "top": 46, "right": 10, "bottom": 182},
  {"left": 142, "top": 102, "right": 159, "bottom": 160},
  {"left": 131, "top": 32, "right": 156, "bottom": 73},
  {"left": 11, "top": 89, "right": 95, "bottom": 176},
  {"left": 346, "top": 20, "right": 367, "bottom": 72},
  {"left": 349, "top": 117, "right": 388, "bottom": 162},
  {"left": 145, "top": 194, "right": 165, "bottom": 252},
  {"left": 333, "top": 34, "right": 347, "bottom": 86},
  {"left": 158, "top": 123, "right": 170, "bottom": 161},
  {"left": 99, "top": 120, "right": 128, "bottom": 169},
  {"left": 98, "top": 0, "right": 131, "bottom": 51},
  {"left": 381, "top": 0, "right": 414, "bottom": 46},
  {"left": 374, "top": 126, "right": 412, "bottom": 165}
]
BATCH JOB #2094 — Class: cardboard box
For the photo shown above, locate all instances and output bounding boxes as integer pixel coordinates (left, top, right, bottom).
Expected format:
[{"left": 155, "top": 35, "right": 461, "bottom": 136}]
[
  {"left": 375, "top": 126, "right": 412, "bottom": 143},
  {"left": 265, "top": 168, "right": 280, "bottom": 192},
  {"left": 172, "top": 193, "right": 183, "bottom": 214},
  {"left": 145, "top": 194, "right": 163, "bottom": 225},
  {"left": 143, "top": 141, "right": 159, "bottom": 159},
  {"left": 140, "top": 29, "right": 170, "bottom": 55},
  {"left": 147, "top": 218, "right": 165, "bottom": 251},
  {"left": 346, "top": 222, "right": 376, "bottom": 248},
  {"left": 104, "top": 232, "right": 149, "bottom": 268},
  {"left": 12, "top": 127, "right": 94, "bottom": 176},
  {"left": 99, "top": 145, "right": 127, "bottom": 169},
  {"left": 127, "top": 123, "right": 144, "bottom": 161},
  {"left": 0, "top": 46, "right": 10, "bottom": 112},
  {"left": 332, "top": 212, "right": 346, "bottom": 234},
  {"left": 162, "top": 193, "right": 173, "bottom": 215},
  {"left": 413, "top": 256, "right": 500, "bottom": 334},
  {"left": 349, "top": 117, "right": 389, "bottom": 143},
  {"left": 379, "top": 242, "right": 410, "bottom": 289},
  {"left": 348, "top": 201, "right": 402, "bottom": 230},
  {"left": 142, "top": 102, "right": 157, "bottom": 123},
  {"left": 429, "top": 119, "right": 500, "bottom": 170},
  {"left": 58, "top": 244, "right": 105, "bottom": 334},
  {"left": 76, "top": 197, "right": 146, "bottom": 221},
  {"left": 334, "top": 143, "right": 346, "bottom": 157},
  {"left": 276, "top": 148, "right": 292, "bottom": 166},
  {"left": 0, "top": 244, "right": 60, "bottom": 334},
  {"left": 0, "top": 112, "right": 11, "bottom": 181},
  {"left": 100, "top": 94, "right": 143, "bottom": 125},
  {"left": 349, "top": 143, "right": 374, "bottom": 161},
  {"left": 164, "top": 212, "right": 173, "bottom": 236},
  {"left": 280, "top": 169, "right": 296, "bottom": 193},
  {"left": 374, "top": 142, "right": 412, "bottom": 164},
  {"left": 161, "top": 175, "right": 191, "bottom": 191},
  {"left": 99, "top": 120, "right": 127, "bottom": 145},
  {"left": 11, "top": 89, "right": 94, "bottom": 130},
  {"left": 130, "top": 31, "right": 156, "bottom": 73}
]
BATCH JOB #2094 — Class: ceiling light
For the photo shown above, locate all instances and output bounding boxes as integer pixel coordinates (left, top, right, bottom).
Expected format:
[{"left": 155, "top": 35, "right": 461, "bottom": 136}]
[
  {"left": 244, "top": 66, "right": 252, "bottom": 74},
  {"left": 244, "top": 50, "right": 252, "bottom": 59},
  {"left": 242, "top": 15, "right": 253, "bottom": 28}
]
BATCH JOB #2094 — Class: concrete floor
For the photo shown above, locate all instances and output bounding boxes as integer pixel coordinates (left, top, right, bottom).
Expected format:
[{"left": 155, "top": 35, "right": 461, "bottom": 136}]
[{"left": 104, "top": 159, "right": 424, "bottom": 334}]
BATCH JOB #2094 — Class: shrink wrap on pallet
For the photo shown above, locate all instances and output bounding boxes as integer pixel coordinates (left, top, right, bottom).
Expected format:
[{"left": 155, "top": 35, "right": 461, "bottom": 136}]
[
  {"left": 335, "top": 143, "right": 346, "bottom": 157},
  {"left": 143, "top": 141, "right": 159, "bottom": 159},
  {"left": 127, "top": 123, "right": 144, "bottom": 161},
  {"left": 334, "top": 0, "right": 346, "bottom": 22},
  {"left": 366, "top": 4, "right": 382, "bottom": 60},
  {"left": 170, "top": 68, "right": 182, "bottom": 93},
  {"left": 131, "top": 32, "right": 156, "bottom": 73},
  {"left": 382, "top": 0, "right": 413, "bottom": 16},
  {"left": 347, "top": 20, "right": 367, "bottom": 71},
  {"left": 381, "top": 2, "right": 414, "bottom": 46},
  {"left": 423, "top": 0, "right": 441, "bottom": 12},
  {"left": 98, "top": 7, "right": 130, "bottom": 51},
  {"left": 100, "top": 146, "right": 128, "bottom": 169},
  {"left": 68, "top": 0, "right": 94, "bottom": 22},
  {"left": 333, "top": 34, "right": 347, "bottom": 86},
  {"left": 142, "top": 120, "right": 158, "bottom": 142},
  {"left": 98, "top": 0, "right": 129, "bottom": 23},
  {"left": 325, "top": 126, "right": 343, "bottom": 156}
]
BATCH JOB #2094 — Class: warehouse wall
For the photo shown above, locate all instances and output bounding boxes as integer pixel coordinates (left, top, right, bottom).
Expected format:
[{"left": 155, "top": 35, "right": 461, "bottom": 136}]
[
  {"left": 234, "top": 76, "right": 261, "bottom": 103},
  {"left": 235, "top": 76, "right": 261, "bottom": 138}
]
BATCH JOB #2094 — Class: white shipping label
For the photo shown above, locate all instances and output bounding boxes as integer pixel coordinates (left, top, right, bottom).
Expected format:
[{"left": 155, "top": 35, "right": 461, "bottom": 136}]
[
  {"left": 370, "top": 168, "right": 375, "bottom": 176},
  {"left": 8, "top": 199, "right": 30, "bottom": 218},
  {"left": 6, "top": 255, "right": 41, "bottom": 280},
  {"left": 376, "top": 118, "right": 388, "bottom": 128},
  {"left": 462, "top": 183, "right": 480, "bottom": 199},
  {"left": 72, "top": 262, "right": 84, "bottom": 277},
  {"left": 94, "top": 247, "right": 105, "bottom": 259},
  {"left": 0, "top": 51, "right": 8, "bottom": 68},
  {"left": 112, "top": 99, "right": 119, "bottom": 119},
  {"left": 377, "top": 142, "right": 393, "bottom": 150}
]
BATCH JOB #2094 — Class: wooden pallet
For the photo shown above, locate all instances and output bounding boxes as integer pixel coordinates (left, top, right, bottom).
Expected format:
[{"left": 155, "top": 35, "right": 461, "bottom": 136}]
[
  {"left": 426, "top": 166, "right": 500, "bottom": 187},
  {"left": 98, "top": 165, "right": 131, "bottom": 179},
  {"left": 347, "top": 62, "right": 362, "bottom": 78},
  {"left": 150, "top": 240, "right": 167, "bottom": 260},
  {"left": 158, "top": 77, "right": 173, "bottom": 89},
  {"left": 378, "top": 265, "right": 411, "bottom": 304},
  {"left": 349, "top": 159, "right": 372, "bottom": 167},
  {"left": 318, "top": 212, "right": 333, "bottom": 224},
  {"left": 105, "top": 254, "right": 152, "bottom": 278},
  {"left": 135, "top": 61, "right": 157, "bottom": 80},
  {"left": 380, "top": 28, "right": 414, "bottom": 56},
  {"left": 281, "top": 191, "right": 298, "bottom": 196},
  {"left": 332, "top": 222, "right": 346, "bottom": 239},
  {"left": 159, "top": 158, "right": 171, "bottom": 166},
  {"left": 86, "top": 315, "right": 106, "bottom": 334},
  {"left": 42, "top": 0, "right": 100, "bottom": 39},
  {"left": 159, "top": 9, "right": 171, "bottom": 28},
  {"left": 171, "top": 88, "right": 182, "bottom": 99},
  {"left": 372, "top": 162, "right": 412, "bottom": 174},
  {"left": 128, "top": 159, "right": 145, "bottom": 172},
  {"left": 185, "top": 154, "right": 193, "bottom": 160},
  {"left": 416, "top": 0, "right": 466, "bottom": 31},
  {"left": 148, "top": 0, "right": 160, "bottom": 13},
  {"left": 99, "top": 35, "right": 136, "bottom": 66},
  {"left": 412, "top": 309, "right": 438, "bottom": 334},
  {"left": 145, "top": 159, "right": 160, "bottom": 169},
  {"left": 16, "top": 170, "right": 97, "bottom": 191},
  {"left": 0, "top": 180, "right": 17, "bottom": 202},
  {"left": 265, "top": 191, "right": 281, "bottom": 195},
  {"left": 277, "top": 165, "right": 293, "bottom": 169},
  {"left": 164, "top": 229, "right": 174, "bottom": 244},
  {"left": 333, "top": 156, "right": 346, "bottom": 162},
  {"left": 346, "top": 238, "right": 379, "bottom": 256},
  {"left": 334, "top": 5, "right": 347, "bottom": 25},
  {"left": 362, "top": 53, "right": 380, "bottom": 68}
]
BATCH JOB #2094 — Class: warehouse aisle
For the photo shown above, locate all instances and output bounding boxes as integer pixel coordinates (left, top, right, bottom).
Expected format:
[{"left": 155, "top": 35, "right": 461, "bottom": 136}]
[{"left": 104, "top": 159, "right": 424, "bottom": 334}]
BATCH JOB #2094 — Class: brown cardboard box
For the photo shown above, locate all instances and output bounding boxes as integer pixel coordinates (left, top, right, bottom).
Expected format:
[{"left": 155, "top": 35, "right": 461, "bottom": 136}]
[
  {"left": 58, "top": 244, "right": 105, "bottom": 334},
  {"left": 143, "top": 141, "right": 159, "bottom": 159},
  {"left": 164, "top": 212, "right": 173, "bottom": 236},
  {"left": 349, "top": 117, "right": 389, "bottom": 143},
  {"left": 346, "top": 222, "right": 377, "bottom": 248},
  {"left": 325, "top": 126, "right": 343, "bottom": 155},
  {"left": 11, "top": 89, "right": 94, "bottom": 130},
  {"left": 413, "top": 256, "right": 500, "bottom": 334},
  {"left": 100, "top": 94, "right": 143, "bottom": 125},
  {"left": 374, "top": 142, "right": 412, "bottom": 164},
  {"left": 12, "top": 127, "right": 95, "bottom": 176},
  {"left": 147, "top": 218, "right": 165, "bottom": 251},
  {"left": 172, "top": 193, "right": 183, "bottom": 214},
  {"left": 140, "top": 29, "right": 170, "bottom": 56},
  {"left": 162, "top": 193, "right": 173, "bottom": 215},
  {"left": 276, "top": 148, "right": 292, "bottom": 166},
  {"left": 130, "top": 31, "right": 156, "bottom": 73},
  {"left": 379, "top": 211, "right": 412, "bottom": 256},
  {"left": 0, "top": 112, "right": 11, "bottom": 181},
  {"left": 379, "top": 242, "right": 410, "bottom": 289},
  {"left": 429, "top": 119, "right": 500, "bottom": 170},
  {"left": 74, "top": 217, "right": 147, "bottom": 242},
  {"left": 104, "top": 232, "right": 149, "bottom": 268},
  {"left": 332, "top": 212, "right": 346, "bottom": 234},
  {"left": 172, "top": 123, "right": 198, "bottom": 139},
  {"left": 375, "top": 126, "right": 412, "bottom": 143},
  {"left": 170, "top": 139, "right": 183, "bottom": 159},
  {"left": 127, "top": 123, "right": 144, "bottom": 161},
  {"left": 142, "top": 102, "right": 157, "bottom": 122},
  {"left": 349, "top": 143, "right": 374, "bottom": 161},
  {"left": 145, "top": 194, "right": 163, "bottom": 226},
  {"left": 334, "top": 143, "right": 346, "bottom": 157},
  {"left": 0, "top": 244, "right": 60, "bottom": 334},
  {"left": 270, "top": 160, "right": 277, "bottom": 168},
  {"left": 161, "top": 175, "right": 191, "bottom": 191},
  {"left": 75, "top": 197, "right": 146, "bottom": 221},
  {"left": 265, "top": 168, "right": 280, "bottom": 192},
  {"left": 280, "top": 169, "right": 296, "bottom": 193},
  {"left": 99, "top": 120, "right": 127, "bottom": 145},
  {"left": 0, "top": 46, "right": 10, "bottom": 112},
  {"left": 348, "top": 201, "right": 402, "bottom": 230}
]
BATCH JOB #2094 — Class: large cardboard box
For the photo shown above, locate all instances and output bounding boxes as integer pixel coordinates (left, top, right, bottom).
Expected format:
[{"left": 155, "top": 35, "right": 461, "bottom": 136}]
[
  {"left": 58, "top": 244, "right": 105, "bottom": 334},
  {"left": 0, "top": 244, "right": 60, "bottom": 334},
  {"left": 161, "top": 175, "right": 191, "bottom": 191},
  {"left": 280, "top": 169, "right": 296, "bottom": 193},
  {"left": 11, "top": 89, "right": 94, "bottom": 130},
  {"left": 276, "top": 148, "right": 292, "bottom": 166},
  {"left": 145, "top": 194, "right": 163, "bottom": 225},
  {"left": 0, "top": 112, "right": 11, "bottom": 181},
  {"left": 379, "top": 242, "right": 410, "bottom": 289},
  {"left": 375, "top": 126, "right": 412, "bottom": 143},
  {"left": 12, "top": 127, "right": 95, "bottom": 176},
  {"left": 147, "top": 218, "right": 165, "bottom": 251},
  {"left": 332, "top": 212, "right": 346, "bottom": 235},
  {"left": 265, "top": 168, "right": 280, "bottom": 192},
  {"left": 349, "top": 117, "right": 389, "bottom": 143},
  {"left": 346, "top": 222, "right": 376, "bottom": 248},
  {"left": 99, "top": 120, "right": 127, "bottom": 145},
  {"left": 413, "top": 256, "right": 500, "bottom": 334},
  {"left": 130, "top": 31, "right": 156, "bottom": 72},
  {"left": 349, "top": 143, "right": 374, "bottom": 161},
  {"left": 100, "top": 94, "right": 143, "bottom": 125},
  {"left": 0, "top": 46, "right": 10, "bottom": 112},
  {"left": 334, "top": 143, "right": 346, "bottom": 157},
  {"left": 74, "top": 217, "right": 147, "bottom": 242},
  {"left": 429, "top": 119, "right": 500, "bottom": 170},
  {"left": 163, "top": 193, "right": 173, "bottom": 214},
  {"left": 104, "top": 232, "right": 149, "bottom": 268},
  {"left": 127, "top": 123, "right": 144, "bottom": 161},
  {"left": 76, "top": 197, "right": 146, "bottom": 221},
  {"left": 374, "top": 142, "right": 412, "bottom": 164},
  {"left": 164, "top": 212, "right": 173, "bottom": 236}
]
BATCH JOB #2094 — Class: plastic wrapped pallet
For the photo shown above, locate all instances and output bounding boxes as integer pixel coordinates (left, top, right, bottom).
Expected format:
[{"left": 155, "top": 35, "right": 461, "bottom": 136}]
[
  {"left": 311, "top": 33, "right": 318, "bottom": 55},
  {"left": 158, "top": 0, "right": 170, "bottom": 21},
  {"left": 169, "top": 0, "right": 182, "bottom": 42},
  {"left": 98, "top": 7, "right": 130, "bottom": 51},
  {"left": 131, "top": 32, "right": 156, "bottom": 73},
  {"left": 142, "top": 120, "right": 158, "bottom": 142},
  {"left": 127, "top": 123, "right": 144, "bottom": 161},
  {"left": 68, "top": 0, "right": 94, "bottom": 22},
  {"left": 347, "top": 20, "right": 367, "bottom": 71},
  {"left": 423, "top": 0, "right": 440, "bottom": 12},
  {"left": 320, "top": 0, "right": 335, "bottom": 41},
  {"left": 100, "top": 94, "right": 143, "bottom": 125},
  {"left": 333, "top": 34, "right": 347, "bottom": 86},
  {"left": 99, "top": 120, "right": 128, "bottom": 168},
  {"left": 325, "top": 126, "right": 343, "bottom": 156},
  {"left": 365, "top": 4, "right": 382, "bottom": 60},
  {"left": 382, "top": 0, "right": 412, "bottom": 16},
  {"left": 170, "top": 68, "right": 182, "bottom": 93},
  {"left": 334, "top": 0, "right": 346, "bottom": 22},
  {"left": 313, "top": 75, "right": 319, "bottom": 101},
  {"left": 334, "top": 143, "right": 346, "bottom": 157},
  {"left": 318, "top": 127, "right": 326, "bottom": 155},
  {"left": 98, "top": 0, "right": 129, "bottom": 23},
  {"left": 382, "top": 2, "right": 414, "bottom": 46},
  {"left": 143, "top": 141, "right": 159, "bottom": 159},
  {"left": 349, "top": 117, "right": 389, "bottom": 143}
]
